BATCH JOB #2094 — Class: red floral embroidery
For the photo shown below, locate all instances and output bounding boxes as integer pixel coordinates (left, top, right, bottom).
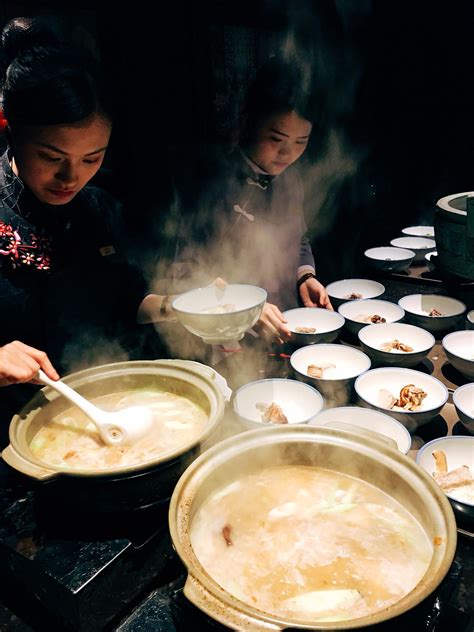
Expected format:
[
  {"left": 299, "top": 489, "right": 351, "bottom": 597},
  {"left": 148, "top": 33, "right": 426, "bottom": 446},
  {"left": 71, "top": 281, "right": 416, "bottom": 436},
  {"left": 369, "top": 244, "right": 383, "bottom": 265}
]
[{"left": 0, "top": 220, "right": 51, "bottom": 270}]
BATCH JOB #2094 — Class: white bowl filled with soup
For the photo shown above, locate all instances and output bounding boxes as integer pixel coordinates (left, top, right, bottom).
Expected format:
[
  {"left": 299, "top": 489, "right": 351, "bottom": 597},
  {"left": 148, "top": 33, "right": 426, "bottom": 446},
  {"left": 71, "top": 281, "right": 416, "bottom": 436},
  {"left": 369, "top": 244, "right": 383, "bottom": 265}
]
[{"left": 169, "top": 425, "right": 456, "bottom": 630}]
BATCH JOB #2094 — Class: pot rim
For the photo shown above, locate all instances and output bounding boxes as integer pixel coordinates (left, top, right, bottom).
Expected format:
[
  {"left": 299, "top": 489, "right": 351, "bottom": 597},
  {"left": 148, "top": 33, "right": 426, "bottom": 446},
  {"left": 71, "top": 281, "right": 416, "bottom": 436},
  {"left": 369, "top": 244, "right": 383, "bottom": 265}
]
[
  {"left": 6, "top": 359, "right": 225, "bottom": 478},
  {"left": 169, "top": 425, "right": 457, "bottom": 630}
]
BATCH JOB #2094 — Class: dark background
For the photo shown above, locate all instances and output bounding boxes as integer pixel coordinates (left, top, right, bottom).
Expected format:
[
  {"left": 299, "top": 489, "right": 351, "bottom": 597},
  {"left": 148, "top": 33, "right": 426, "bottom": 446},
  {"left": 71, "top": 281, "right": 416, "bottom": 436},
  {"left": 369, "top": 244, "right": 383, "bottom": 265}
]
[{"left": 1, "top": 0, "right": 473, "bottom": 286}]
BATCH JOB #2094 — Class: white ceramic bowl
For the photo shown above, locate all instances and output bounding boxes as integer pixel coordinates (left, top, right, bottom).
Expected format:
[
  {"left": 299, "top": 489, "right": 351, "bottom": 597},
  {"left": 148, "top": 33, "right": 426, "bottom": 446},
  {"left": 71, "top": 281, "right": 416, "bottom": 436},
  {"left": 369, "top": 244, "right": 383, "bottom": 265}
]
[
  {"left": 358, "top": 322, "right": 435, "bottom": 368},
  {"left": 467, "top": 310, "right": 474, "bottom": 330},
  {"left": 172, "top": 284, "right": 266, "bottom": 345},
  {"left": 290, "top": 343, "right": 371, "bottom": 406},
  {"left": 398, "top": 294, "right": 466, "bottom": 335},
  {"left": 416, "top": 436, "right": 474, "bottom": 520},
  {"left": 338, "top": 299, "right": 405, "bottom": 337},
  {"left": 232, "top": 378, "right": 324, "bottom": 431},
  {"left": 425, "top": 251, "right": 438, "bottom": 272},
  {"left": 401, "top": 225, "right": 435, "bottom": 238},
  {"left": 442, "top": 331, "right": 474, "bottom": 379},
  {"left": 453, "top": 383, "right": 474, "bottom": 434},
  {"left": 364, "top": 246, "right": 416, "bottom": 273},
  {"left": 390, "top": 237, "right": 436, "bottom": 264},
  {"left": 354, "top": 367, "right": 448, "bottom": 431},
  {"left": 282, "top": 307, "right": 345, "bottom": 346},
  {"left": 325, "top": 279, "right": 385, "bottom": 309},
  {"left": 309, "top": 406, "right": 412, "bottom": 453}
]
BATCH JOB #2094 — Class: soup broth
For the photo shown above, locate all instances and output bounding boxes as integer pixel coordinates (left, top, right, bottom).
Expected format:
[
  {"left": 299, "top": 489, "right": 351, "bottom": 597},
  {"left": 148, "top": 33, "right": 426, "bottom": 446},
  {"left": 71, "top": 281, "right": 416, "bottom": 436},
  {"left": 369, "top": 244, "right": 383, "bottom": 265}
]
[
  {"left": 30, "top": 389, "right": 208, "bottom": 470},
  {"left": 190, "top": 465, "right": 432, "bottom": 623}
]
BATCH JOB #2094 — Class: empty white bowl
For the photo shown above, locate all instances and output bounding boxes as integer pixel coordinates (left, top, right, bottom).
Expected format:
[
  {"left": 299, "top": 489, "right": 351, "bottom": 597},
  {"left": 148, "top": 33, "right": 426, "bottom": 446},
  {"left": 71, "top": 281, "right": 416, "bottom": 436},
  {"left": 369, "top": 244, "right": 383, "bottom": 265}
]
[
  {"left": 453, "top": 383, "right": 474, "bottom": 434},
  {"left": 290, "top": 343, "right": 371, "bottom": 406},
  {"left": 309, "top": 406, "right": 412, "bottom": 453},
  {"left": 282, "top": 307, "right": 345, "bottom": 346},
  {"left": 390, "top": 237, "right": 436, "bottom": 264},
  {"left": 172, "top": 284, "right": 266, "bottom": 345},
  {"left": 338, "top": 299, "right": 405, "bottom": 337},
  {"left": 232, "top": 378, "right": 324, "bottom": 430},
  {"left": 354, "top": 367, "right": 448, "bottom": 431},
  {"left": 416, "top": 436, "right": 474, "bottom": 520},
  {"left": 442, "top": 331, "right": 474, "bottom": 380},
  {"left": 425, "top": 251, "right": 438, "bottom": 272},
  {"left": 364, "top": 247, "right": 416, "bottom": 273},
  {"left": 325, "top": 279, "right": 385, "bottom": 309},
  {"left": 467, "top": 310, "right": 474, "bottom": 330},
  {"left": 401, "top": 225, "right": 435, "bottom": 238},
  {"left": 398, "top": 294, "right": 466, "bottom": 335},
  {"left": 358, "top": 322, "right": 435, "bottom": 368}
]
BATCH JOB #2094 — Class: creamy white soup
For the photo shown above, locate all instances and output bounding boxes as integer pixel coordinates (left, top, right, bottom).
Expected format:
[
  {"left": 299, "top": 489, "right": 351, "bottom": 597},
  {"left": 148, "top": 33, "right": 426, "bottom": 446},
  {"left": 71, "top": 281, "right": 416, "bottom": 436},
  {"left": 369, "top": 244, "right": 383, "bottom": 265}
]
[
  {"left": 30, "top": 389, "right": 208, "bottom": 470},
  {"left": 190, "top": 465, "right": 433, "bottom": 623}
]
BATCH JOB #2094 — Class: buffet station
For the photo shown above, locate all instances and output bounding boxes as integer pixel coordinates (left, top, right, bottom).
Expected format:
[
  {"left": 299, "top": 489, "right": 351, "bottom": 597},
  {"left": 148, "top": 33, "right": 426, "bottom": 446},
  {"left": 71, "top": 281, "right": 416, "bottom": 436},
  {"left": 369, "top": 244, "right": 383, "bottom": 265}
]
[{"left": 0, "top": 201, "right": 473, "bottom": 631}]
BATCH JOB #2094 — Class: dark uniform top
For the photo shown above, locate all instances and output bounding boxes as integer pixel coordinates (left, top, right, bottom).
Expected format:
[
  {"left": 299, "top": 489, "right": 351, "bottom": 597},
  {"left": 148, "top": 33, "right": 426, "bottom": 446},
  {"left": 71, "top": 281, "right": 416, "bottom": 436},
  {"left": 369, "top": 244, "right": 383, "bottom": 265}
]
[
  {"left": 0, "top": 150, "right": 148, "bottom": 436},
  {"left": 174, "top": 149, "right": 316, "bottom": 311}
]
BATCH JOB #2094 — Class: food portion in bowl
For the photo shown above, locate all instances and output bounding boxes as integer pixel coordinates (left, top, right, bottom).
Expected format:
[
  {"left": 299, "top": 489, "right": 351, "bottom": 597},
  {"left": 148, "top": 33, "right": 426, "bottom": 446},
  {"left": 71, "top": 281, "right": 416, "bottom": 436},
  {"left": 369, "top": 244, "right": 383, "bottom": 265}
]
[
  {"left": 431, "top": 449, "right": 474, "bottom": 505},
  {"left": 378, "top": 384, "right": 427, "bottom": 412},
  {"left": 307, "top": 363, "right": 336, "bottom": 379},
  {"left": 200, "top": 303, "right": 236, "bottom": 314},
  {"left": 29, "top": 389, "right": 209, "bottom": 470},
  {"left": 380, "top": 339, "right": 413, "bottom": 352},
  {"left": 359, "top": 314, "right": 386, "bottom": 324},
  {"left": 190, "top": 464, "right": 433, "bottom": 623},
  {"left": 256, "top": 402, "right": 289, "bottom": 424}
]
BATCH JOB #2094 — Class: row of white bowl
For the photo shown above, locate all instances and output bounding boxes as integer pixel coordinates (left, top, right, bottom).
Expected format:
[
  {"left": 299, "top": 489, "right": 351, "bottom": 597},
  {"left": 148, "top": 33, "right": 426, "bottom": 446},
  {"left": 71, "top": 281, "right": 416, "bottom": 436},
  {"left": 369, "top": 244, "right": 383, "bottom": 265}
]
[
  {"left": 364, "top": 225, "right": 436, "bottom": 271},
  {"left": 232, "top": 374, "right": 474, "bottom": 441}
]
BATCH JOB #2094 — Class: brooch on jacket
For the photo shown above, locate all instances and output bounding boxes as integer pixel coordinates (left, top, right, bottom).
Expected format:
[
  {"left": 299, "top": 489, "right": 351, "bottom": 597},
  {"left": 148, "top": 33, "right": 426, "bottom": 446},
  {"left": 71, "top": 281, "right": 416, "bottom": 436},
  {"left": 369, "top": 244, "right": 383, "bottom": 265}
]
[
  {"left": 246, "top": 174, "right": 273, "bottom": 190},
  {"left": 0, "top": 220, "right": 51, "bottom": 270}
]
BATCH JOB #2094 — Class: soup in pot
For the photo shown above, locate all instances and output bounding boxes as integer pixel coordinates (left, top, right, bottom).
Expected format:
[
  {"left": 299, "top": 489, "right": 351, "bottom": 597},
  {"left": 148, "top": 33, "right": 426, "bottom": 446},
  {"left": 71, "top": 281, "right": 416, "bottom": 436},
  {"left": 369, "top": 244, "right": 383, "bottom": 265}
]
[
  {"left": 190, "top": 465, "right": 433, "bottom": 623},
  {"left": 30, "top": 389, "right": 208, "bottom": 470}
]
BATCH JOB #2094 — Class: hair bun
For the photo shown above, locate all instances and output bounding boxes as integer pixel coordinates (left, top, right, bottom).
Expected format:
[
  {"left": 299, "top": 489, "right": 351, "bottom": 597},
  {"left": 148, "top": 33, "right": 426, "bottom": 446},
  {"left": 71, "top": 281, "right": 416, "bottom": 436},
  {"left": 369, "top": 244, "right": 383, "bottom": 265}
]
[{"left": 1, "top": 16, "right": 67, "bottom": 68}]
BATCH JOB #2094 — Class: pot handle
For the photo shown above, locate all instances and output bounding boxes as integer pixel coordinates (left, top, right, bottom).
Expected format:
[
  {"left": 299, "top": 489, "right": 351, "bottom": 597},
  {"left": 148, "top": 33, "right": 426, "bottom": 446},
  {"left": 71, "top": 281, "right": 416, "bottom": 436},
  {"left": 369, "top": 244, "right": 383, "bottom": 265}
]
[
  {"left": 184, "top": 574, "right": 282, "bottom": 631},
  {"left": 163, "top": 359, "right": 232, "bottom": 402},
  {"left": 1, "top": 445, "right": 57, "bottom": 480},
  {"left": 322, "top": 421, "right": 399, "bottom": 451}
]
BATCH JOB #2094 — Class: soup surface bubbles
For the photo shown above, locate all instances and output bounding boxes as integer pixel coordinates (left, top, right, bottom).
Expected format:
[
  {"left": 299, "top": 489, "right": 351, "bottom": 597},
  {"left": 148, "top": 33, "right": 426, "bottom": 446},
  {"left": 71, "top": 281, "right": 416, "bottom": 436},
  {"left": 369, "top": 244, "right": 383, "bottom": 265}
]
[
  {"left": 30, "top": 389, "right": 208, "bottom": 470},
  {"left": 190, "top": 465, "right": 432, "bottom": 623}
]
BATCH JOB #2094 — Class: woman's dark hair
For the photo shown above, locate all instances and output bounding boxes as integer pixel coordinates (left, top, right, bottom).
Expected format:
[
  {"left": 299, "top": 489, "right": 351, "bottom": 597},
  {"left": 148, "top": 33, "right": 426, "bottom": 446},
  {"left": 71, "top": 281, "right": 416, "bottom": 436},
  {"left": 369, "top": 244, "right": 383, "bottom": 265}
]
[
  {"left": 1, "top": 16, "right": 114, "bottom": 129},
  {"left": 237, "top": 55, "right": 323, "bottom": 147}
]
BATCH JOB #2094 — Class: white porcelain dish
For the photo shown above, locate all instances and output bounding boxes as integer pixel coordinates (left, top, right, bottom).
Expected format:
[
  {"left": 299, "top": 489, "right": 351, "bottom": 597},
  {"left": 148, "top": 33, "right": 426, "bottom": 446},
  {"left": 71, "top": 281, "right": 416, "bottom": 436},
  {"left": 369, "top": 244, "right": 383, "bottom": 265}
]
[
  {"left": 338, "top": 299, "right": 405, "bottom": 337},
  {"left": 309, "top": 406, "right": 412, "bottom": 453},
  {"left": 325, "top": 279, "right": 385, "bottom": 309},
  {"left": 442, "top": 331, "right": 474, "bottom": 380},
  {"left": 453, "top": 383, "right": 474, "bottom": 435},
  {"left": 282, "top": 307, "right": 345, "bottom": 346},
  {"left": 364, "top": 246, "right": 415, "bottom": 273},
  {"left": 232, "top": 378, "right": 324, "bottom": 431},
  {"left": 398, "top": 294, "right": 466, "bottom": 335},
  {"left": 354, "top": 367, "right": 448, "bottom": 431},
  {"left": 390, "top": 237, "right": 436, "bottom": 264},
  {"left": 172, "top": 284, "right": 266, "bottom": 345},
  {"left": 358, "top": 322, "right": 435, "bottom": 368}
]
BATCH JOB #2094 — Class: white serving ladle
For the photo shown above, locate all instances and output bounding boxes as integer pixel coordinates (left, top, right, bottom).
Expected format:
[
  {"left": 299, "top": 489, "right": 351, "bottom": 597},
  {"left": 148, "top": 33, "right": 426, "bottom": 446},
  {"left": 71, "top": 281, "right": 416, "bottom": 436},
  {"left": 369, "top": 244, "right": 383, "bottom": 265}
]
[{"left": 36, "top": 369, "right": 154, "bottom": 446}]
